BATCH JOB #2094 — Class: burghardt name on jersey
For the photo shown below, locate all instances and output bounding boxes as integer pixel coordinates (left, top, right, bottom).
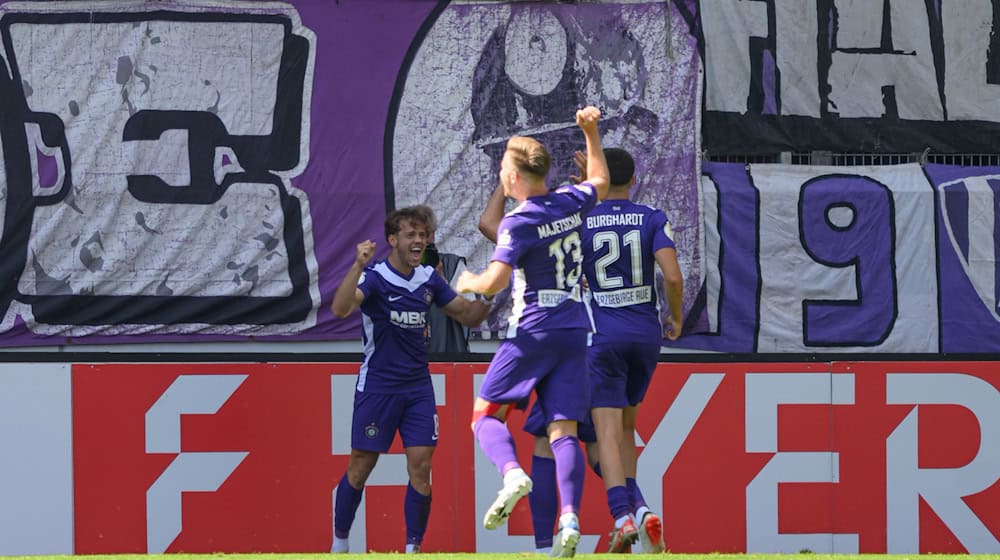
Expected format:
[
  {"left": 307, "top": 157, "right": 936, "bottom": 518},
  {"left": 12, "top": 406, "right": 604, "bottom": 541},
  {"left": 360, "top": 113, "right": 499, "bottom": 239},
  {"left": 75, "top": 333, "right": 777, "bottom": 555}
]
[
  {"left": 70, "top": 362, "right": 1000, "bottom": 554},
  {"left": 0, "top": 1, "right": 320, "bottom": 336},
  {"left": 681, "top": 163, "right": 1000, "bottom": 354}
]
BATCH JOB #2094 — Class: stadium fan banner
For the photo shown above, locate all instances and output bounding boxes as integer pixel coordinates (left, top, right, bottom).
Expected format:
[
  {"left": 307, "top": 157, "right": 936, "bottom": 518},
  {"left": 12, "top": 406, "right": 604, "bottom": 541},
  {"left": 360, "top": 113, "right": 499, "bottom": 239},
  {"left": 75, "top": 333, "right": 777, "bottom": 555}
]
[
  {"left": 693, "top": 0, "right": 1000, "bottom": 154},
  {"left": 0, "top": 0, "right": 705, "bottom": 346},
  {"left": 666, "top": 162, "right": 1000, "bottom": 354},
  {"left": 1, "top": 361, "right": 997, "bottom": 554}
]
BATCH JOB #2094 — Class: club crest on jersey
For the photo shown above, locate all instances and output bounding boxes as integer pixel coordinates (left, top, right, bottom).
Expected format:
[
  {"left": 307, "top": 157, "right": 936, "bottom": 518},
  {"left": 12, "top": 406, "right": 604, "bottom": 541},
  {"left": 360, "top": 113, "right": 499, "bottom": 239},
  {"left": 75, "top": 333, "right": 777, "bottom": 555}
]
[
  {"left": 939, "top": 175, "right": 1000, "bottom": 321},
  {"left": 364, "top": 422, "right": 379, "bottom": 439},
  {"left": 424, "top": 288, "right": 433, "bottom": 305}
]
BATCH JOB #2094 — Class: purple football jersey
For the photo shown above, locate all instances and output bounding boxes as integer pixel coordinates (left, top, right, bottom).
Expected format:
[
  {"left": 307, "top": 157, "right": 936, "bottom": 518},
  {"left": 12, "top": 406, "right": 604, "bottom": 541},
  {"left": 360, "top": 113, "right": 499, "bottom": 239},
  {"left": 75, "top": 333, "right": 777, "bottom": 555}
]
[
  {"left": 356, "top": 260, "right": 457, "bottom": 392},
  {"left": 490, "top": 182, "right": 599, "bottom": 336},
  {"left": 582, "top": 199, "right": 676, "bottom": 344}
]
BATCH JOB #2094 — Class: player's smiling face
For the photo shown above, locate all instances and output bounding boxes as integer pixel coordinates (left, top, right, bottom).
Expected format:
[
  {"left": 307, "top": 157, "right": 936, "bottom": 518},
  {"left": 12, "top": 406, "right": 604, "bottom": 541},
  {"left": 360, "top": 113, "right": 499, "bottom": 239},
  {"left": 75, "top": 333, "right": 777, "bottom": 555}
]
[{"left": 389, "top": 219, "right": 428, "bottom": 271}]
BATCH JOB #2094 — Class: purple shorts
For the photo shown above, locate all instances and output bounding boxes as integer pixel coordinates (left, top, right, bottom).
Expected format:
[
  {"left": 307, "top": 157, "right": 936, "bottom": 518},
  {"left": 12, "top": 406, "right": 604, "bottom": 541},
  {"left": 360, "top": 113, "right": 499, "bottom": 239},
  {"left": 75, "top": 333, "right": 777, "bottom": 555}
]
[
  {"left": 589, "top": 341, "right": 660, "bottom": 408},
  {"left": 351, "top": 385, "right": 438, "bottom": 452},
  {"left": 480, "top": 328, "right": 590, "bottom": 424},
  {"left": 522, "top": 400, "right": 597, "bottom": 443}
]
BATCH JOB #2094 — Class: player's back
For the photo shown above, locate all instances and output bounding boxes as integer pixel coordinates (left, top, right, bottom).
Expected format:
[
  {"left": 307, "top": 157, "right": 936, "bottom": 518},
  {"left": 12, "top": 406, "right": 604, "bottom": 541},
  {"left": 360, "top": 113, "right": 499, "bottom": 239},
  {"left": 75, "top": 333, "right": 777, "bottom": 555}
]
[
  {"left": 496, "top": 183, "right": 597, "bottom": 336},
  {"left": 582, "top": 199, "right": 675, "bottom": 344}
]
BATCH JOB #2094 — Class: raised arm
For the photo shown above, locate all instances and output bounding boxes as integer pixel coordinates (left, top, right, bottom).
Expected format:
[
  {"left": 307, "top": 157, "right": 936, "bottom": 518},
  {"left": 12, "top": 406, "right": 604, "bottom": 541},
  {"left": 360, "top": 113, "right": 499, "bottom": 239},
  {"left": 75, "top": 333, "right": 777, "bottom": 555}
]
[
  {"left": 455, "top": 260, "right": 513, "bottom": 298},
  {"left": 478, "top": 181, "right": 507, "bottom": 243},
  {"left": 575, "top": 105, "right": 610, "bottom": 200},
  {"left": 654, "top": 246, "right": 684, "bottom": 340},
  {"left": 330, "top": 240, "right": 375, "bottom": 318}
]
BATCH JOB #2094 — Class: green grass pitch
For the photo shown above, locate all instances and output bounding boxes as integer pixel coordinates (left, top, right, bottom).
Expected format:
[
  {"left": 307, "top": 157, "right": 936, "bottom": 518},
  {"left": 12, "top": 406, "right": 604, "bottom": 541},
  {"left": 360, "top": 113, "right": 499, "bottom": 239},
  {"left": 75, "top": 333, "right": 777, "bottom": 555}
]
[{"left": 5, "top": 554, "right": 1000, "bottom": 560}]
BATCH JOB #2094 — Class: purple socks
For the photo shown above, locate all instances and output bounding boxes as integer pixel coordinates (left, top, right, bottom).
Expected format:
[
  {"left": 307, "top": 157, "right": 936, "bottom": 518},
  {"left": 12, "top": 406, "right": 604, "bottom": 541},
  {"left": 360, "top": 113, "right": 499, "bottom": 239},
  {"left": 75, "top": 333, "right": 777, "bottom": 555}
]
[
  {"left": 473, "top": 415, "right": 520, "bottom": 474},
  {"left": 529, "top": 455, "right": 557, "bottom": 548},
  {"left": 404, "top": 482, "right": 432, "bottom": 546},
  {"left": 627, "top": 477, "right": 647, "bottom": 511},
  {"left": 550, "top": 434, "right": 585, "bottom": 514},
  {"left": 607, "top": 485, "right": 631, "bottom": 520},
  {"left": 333, "top": 473, "right": 363, "bottom": 539},
  {"left": 334, "top": 474, "right": 433, "bottom": 547}
]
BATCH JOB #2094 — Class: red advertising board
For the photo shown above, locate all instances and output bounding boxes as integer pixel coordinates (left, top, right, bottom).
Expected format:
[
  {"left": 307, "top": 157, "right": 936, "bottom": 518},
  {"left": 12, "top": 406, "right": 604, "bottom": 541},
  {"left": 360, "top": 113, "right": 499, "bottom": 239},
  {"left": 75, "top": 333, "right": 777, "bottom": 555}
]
[{"left": 71, "top": 361, "right": 1000, "bottom": 553}]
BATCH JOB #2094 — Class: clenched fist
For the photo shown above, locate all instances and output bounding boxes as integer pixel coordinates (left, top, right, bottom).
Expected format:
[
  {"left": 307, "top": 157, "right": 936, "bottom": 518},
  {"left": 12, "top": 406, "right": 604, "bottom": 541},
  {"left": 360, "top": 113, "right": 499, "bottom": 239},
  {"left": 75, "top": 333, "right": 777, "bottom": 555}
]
[
  {"left": 355, "top": 240, "right": 376, "bottom": 268},
  {"left": 576, "top": 105, "right": 601, "bottom": 132}
]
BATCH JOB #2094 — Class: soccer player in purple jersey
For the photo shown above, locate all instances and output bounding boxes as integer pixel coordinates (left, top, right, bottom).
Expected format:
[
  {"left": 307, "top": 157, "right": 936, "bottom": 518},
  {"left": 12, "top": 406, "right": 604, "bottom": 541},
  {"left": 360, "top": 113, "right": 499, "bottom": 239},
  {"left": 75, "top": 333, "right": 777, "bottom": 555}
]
[
  {"left": 577, "top": 147, "right": 683, "bottom": 553},
  {"left": 478, "top": 176, "right": 601, "bottom": 555},
  {"left": 456, "top": 105, "right": 610, "bottom": 558},
  {"left": 330, "top": 206, "right": 491, "bottom": 554},
  {"left": 479, "top": 146, "right": 678, "bottom": 554}
]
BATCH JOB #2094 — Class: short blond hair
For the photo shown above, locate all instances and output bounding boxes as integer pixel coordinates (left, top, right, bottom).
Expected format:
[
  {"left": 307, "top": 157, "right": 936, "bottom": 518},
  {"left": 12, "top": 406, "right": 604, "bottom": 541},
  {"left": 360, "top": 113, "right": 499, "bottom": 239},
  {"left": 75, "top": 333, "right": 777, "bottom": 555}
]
[{"left": 505, "top": 136, "right": 550, "bottom": 179}]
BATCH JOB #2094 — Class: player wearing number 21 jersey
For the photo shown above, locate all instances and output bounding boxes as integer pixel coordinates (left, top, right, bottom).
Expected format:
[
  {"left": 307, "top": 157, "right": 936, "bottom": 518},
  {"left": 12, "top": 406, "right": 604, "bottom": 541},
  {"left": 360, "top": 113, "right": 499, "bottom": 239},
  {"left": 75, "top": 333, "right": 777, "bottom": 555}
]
[
  {"left": 580, "top": 147, "right": 683, "bottom": 554},
  {"left": 582, "top": 198, "right": 677, "bottom": 344}
]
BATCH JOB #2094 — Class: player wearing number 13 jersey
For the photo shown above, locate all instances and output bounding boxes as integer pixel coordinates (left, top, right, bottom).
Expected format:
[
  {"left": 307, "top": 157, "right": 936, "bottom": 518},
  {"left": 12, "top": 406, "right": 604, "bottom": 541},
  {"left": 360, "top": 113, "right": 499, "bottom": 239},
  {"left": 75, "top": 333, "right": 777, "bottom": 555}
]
[
  {"left": 457, "top": 106, "right": 610, "bottom": 556},
  {"left": 495, "top": 182, "right": 596, "bottom": 336}
]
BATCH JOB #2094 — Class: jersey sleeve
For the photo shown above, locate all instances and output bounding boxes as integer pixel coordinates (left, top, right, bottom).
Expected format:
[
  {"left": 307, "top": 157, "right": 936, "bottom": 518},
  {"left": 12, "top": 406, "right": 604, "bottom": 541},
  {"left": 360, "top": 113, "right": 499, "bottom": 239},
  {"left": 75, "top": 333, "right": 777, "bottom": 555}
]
[
  {"left": 356, "top": 266, "right": 375, "bottom": 299},
  {"left": 429, "top": 269, "right": 460, "bottom": 307},
  {"left": 490, "top": 214, "right": 526, "bottom": 266},
  {"left": 650, "top": 210, "right": 677, "bottom": 252},
  {"left": 558, "top": 181, "right": 599, "bottom": 215}
]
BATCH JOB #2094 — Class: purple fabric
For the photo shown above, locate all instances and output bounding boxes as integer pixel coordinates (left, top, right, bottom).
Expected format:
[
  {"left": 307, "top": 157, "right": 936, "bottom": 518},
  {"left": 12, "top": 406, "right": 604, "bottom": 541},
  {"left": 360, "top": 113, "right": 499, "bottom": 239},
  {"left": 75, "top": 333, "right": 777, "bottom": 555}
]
[
  {"left": 762, "top": 49, "right": 777, "bottom": 115},
  {"left": 626, "top": 477, "right": 647, "bottom": 511},
  {"left": 924, "top": 165, "right": 1000, "bottom": 352},
  {"left": 607, "top": 484, "right": 631, "bottom": 520},
  {"left": 0, "top": 0, "right": 442, "bottom": 346},
  {"left": 404, "top": 482, "right": 431, "bottom": 545},
  {"left": 551, "top": 434, "right": 585, "bottom": 514},
  {"left": 12, "top": 1, "right": 997, "bottom": 356},
  {"left": 522, "top": 403, "right": 549, "bottom": 438},
  {"left": 662, "top": 163, "right": 760, "bottom": 353},
  {"left": 529, "top": 454, "right": 557, "bottom": 549},
  {"left": 588, "top": 341, "right": 660, "bottom": 408},
  {"left": 0, "top": 0, "right": 704, "bottom": 348},
  {"left": 350, "top": 387, "right": 437, "bottom": 452},
  {"left": 473, "top": 415, "right": 520, "bottom": 475},
  {"left": 523, "top": 401, "right": 598, "bottom": 443},
  {"left": 490, "top": 183, "right": 597, "bottom": 334},
  {"left": 35, "top": 149, "right": 59, "bottom": 189},
  {"left": 668, "top": 162, "right": 1000, "bottom": 354},
  {"left": 333, "top": 473, "right": 364, "bottom": 539},
  {"left": 582, "top": 199, "right": 674, "bottom": 345},
  {"left": 356, "top": 261, "right": 454, "bottom": 392},
  {"left": 480, "top": 330, "right": 590, "bottom": 423}
]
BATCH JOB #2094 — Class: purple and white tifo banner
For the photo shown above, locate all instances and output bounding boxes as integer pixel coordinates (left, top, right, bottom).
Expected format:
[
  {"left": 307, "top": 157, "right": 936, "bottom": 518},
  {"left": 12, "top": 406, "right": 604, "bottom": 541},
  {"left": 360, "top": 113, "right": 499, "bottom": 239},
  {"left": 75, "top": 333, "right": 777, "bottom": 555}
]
[
  {"left": 694, "top": 0, "right": 1000, "bottom": 154},
  {"left": 0, "top": 0, "right": 703, "bottom": 347},
  {"left": 671, "top": 162, "right": 1000, "bottom": 354},
  {"left": 2, "top": 0, "right": 1000, "bottom": 355}
]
